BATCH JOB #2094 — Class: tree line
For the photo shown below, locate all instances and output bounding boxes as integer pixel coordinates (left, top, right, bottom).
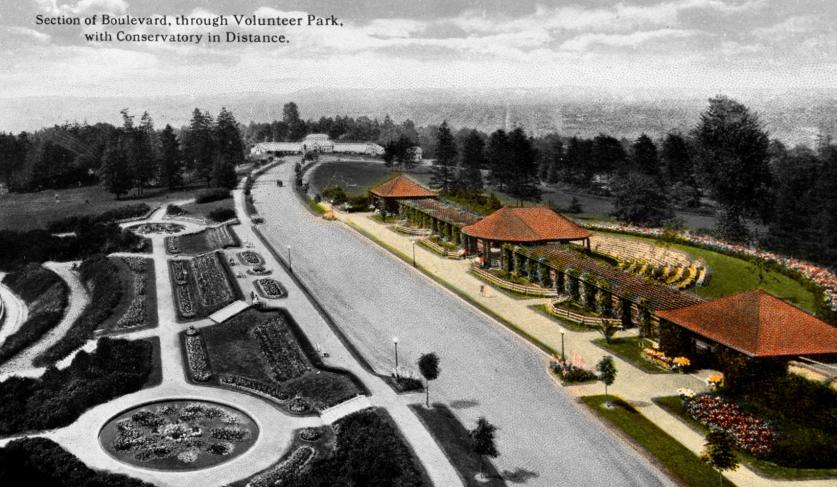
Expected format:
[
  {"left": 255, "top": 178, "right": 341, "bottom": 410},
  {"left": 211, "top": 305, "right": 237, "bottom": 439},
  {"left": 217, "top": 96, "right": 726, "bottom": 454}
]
[{"left": 0, "top": 106, "right": 245, "bottom": 198}]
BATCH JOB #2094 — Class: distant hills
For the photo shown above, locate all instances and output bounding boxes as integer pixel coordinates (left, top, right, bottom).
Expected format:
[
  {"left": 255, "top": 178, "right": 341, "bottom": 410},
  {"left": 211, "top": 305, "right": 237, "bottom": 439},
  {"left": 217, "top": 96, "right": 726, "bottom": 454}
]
[{"left": 1, "top": 87, "right": 834, "bottom": 147}]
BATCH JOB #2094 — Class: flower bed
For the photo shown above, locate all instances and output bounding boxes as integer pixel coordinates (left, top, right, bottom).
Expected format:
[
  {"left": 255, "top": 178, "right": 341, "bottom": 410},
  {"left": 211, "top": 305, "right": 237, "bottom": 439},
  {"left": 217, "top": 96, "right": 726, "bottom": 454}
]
[
  {"left": 254, "top": 278, "right": 287, "bottom": 299},
  {"left": 237, "top": 250, "right": 265, "bottom": 266},
  {"left": 176, "top": 285, "right": 196, "bottom": 318},
  {"left": 247, "top": 446, "right": 315, "bottom": 487},
  {"left": 100, "top": 400, "right": 257, "bottom": 471},
  {"left": 127, "top": 223, "right": 185, "bottom": 235},
  {"left": 192, "top": 252, "right": 235, "bottom": 308},
  {"left": 172, "top": 260, "right": 189, "bottom": 284},
  {"left": 683, "top": 394, "right": 776, "bottom": 455},
  {"left": 250, "top": 319, "right": 309, "bottom": 381},
  {"left": 218, "top": 375, "right": 290, "bottom": 402},
  {"left": 185, "top": 334, "right": 211, "bottom": 381},
  {"left": 166, "top": 236, "right": 181, "bottom": 255},
  {"left": 115, "top": 257, "right": 152, "bottom": 329},
  {"left": 208, "top": 225, "right": 237, "bottom": 248},
  {"left": 641, "top": 348, "right": 691, "bottom": 372},
  {"left": 288, "top": 397, "right": 311, "bottom": 414},
  {"left": 549, "top": 353, "right": 598, "bottom": 383}
]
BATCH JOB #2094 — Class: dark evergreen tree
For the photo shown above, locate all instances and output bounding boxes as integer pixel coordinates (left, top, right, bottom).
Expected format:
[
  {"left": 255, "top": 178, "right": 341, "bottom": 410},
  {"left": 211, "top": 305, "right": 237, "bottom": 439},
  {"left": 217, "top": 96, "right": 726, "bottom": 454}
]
[
  {"left": 486, "top": 129, "right": 511, "bottom": 189},
  {"left": 99, "top": 138, "right": 131, "bottom": 199},
  {"left": 765, "top": 149, "right": 819, "bottom": 258},
  {"left": 591, "top": 134, "right": 625, "bottom": 175},
  {"left": 693, "top": 96, "right": 771, "bottom": 241},
  {"left": 430, "top": 121, "right": 458, "bottom": 194},
  {"left": 505, "top": 127, "right": 541, "bottom": 204},
  {"left": 158, "top": 125, "right": 183, "bottom": 190},
  {"left": 630, "top": 133, "right": 660, "bottom": 176},
  {"left": 545, "top": 137, "right": 564, "bottom": 184},
  {"left": 458, "top": 130, "right": 485, "bottom": 192},
  {"left": 611, "top": 172, "right": 673, "bottom": 226},
  {"left": 182, "top": 109, "right": 215, "bottom": 186},
  {"left": 661, "top": 131, "right": 692, "bottom": 183}
]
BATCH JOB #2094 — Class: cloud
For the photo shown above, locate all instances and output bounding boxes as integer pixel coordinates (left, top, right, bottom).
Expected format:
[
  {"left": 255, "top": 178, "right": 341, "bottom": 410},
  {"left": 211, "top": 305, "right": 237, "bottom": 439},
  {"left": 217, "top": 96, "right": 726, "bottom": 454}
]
[
  {"left": 560, "top": 29, "right": 695, "bottom": 51},
  {"left": 35, "top": 0, "right": 128, "bottom": 16},
  {"left": 751, "top": 15, "right": 823, "bottom": 38},
  {"left": 6, "top": 26, "right": 51, "bottom": 42}
]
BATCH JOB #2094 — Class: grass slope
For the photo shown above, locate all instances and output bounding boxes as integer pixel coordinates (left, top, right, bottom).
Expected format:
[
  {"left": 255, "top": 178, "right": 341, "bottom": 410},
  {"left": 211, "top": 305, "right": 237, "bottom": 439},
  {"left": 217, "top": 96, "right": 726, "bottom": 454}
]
[{"left": 580, "top": 395, "right": 736, "bottom": 487}]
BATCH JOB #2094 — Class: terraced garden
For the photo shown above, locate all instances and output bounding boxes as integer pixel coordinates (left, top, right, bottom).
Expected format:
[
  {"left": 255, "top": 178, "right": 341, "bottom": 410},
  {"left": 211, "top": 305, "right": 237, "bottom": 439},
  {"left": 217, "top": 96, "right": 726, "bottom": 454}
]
[
  {"left": 193, "top": 308, "right": 363, "bottom": 412},
  {"left": 95, "top": 257, "right": 157, "bottom": 334}
]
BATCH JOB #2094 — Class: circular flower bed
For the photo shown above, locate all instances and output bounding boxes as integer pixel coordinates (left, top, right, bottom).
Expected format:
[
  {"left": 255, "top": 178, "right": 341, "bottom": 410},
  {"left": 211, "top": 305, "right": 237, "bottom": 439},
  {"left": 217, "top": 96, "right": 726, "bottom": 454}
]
[
  {"left": 99, "top": 400, "right": 259, "bottom": 471},
  {"left": 298, "top": 428, "right": 321, "bottom": 442},
  {"left": 127, "top": 223, "right": 186, "bottom": 235},
  {"left": 287, "top": 398, "right": 310, "bottom": 414}
]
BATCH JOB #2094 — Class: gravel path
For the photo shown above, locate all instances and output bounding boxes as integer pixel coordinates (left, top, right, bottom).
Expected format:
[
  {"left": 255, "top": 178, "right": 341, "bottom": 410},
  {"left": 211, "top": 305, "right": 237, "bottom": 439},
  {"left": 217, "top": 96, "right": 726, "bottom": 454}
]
[
  {"left": 0, "top": 272, "right": 29, "bottom": 349},
  {"left": 0, "top": 261, "right": 89, "bottom": 377},
  {"left": 253, "top": 158, "right": 674, "bottom": 487}
]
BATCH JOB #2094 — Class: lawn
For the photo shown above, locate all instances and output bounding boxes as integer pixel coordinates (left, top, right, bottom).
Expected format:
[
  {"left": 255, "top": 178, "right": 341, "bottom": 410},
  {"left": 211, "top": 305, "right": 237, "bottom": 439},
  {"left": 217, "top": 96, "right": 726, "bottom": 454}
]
[
  {"left": 167, "top": 225, "right": 240, "bottom": 255},
  {"left": 0, "top": 183, "right": 213, "bottom": 231},
  {"left": 592, "top": 337, "right": 668, "bottom": 374},
  {"left": 410, "top": 404, "right": 506, "bottom": 486},
  {"left": 655, "top": 395, "right": 837, "bottom": 480},
  {"left": 200, "top": 308, "right": 363, "bottom": 411},
  {"left": 177, "top": 197, "right": 235, "bottom": 221},
  {"left": 307, "top": 158, "right": 432, "bottom": 196},
  {"left": 593, "top": 231, "right": 819, "bottom": 311},
  {"left": 580, "top": 395, "right": 736, "bottom": 487}
]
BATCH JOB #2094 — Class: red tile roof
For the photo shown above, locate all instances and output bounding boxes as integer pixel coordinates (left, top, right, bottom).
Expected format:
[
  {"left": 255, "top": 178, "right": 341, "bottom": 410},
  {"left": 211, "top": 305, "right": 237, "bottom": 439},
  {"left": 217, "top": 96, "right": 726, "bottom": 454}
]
[
  {"left": 657, "top": 289, "right": 837, "bottom": 357},
  {"left": 369, "top": 175, "right": 436, "bottom": 199},
  {"left": 462, "top": 207, "right": 591, "bottom": 243}
]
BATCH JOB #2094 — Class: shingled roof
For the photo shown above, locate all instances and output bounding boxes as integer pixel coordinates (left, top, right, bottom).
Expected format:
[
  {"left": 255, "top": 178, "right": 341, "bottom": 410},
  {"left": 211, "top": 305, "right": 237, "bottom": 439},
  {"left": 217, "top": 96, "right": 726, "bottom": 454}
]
[
  {"left": 398, "top": 198, "right": 482, "bottom": 227},
  {"left": 657, "top": 289, "right": 837, "bottom": 357},
  {"left": 369, "top": 175, "right": 436, "bottom": 199},
  {"left": 462, "top": 207, "right": 591, "bottom": 243}
]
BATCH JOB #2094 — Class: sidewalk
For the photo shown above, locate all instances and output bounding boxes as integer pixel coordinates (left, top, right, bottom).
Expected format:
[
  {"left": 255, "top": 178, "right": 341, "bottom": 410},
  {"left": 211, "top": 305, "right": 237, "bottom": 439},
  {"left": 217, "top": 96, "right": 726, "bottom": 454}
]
[{"left": 335, "top": 210, "right": 835, "bottom": 487}]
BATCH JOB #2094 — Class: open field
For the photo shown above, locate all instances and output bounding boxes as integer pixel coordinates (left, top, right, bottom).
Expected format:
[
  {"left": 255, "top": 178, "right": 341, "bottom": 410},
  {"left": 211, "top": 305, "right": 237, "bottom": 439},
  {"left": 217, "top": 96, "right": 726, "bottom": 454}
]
[
  {"left": 307, "top": 158, "right": 433, "bottom": 197},
  {"left": 580, "top": 395, "right": 736, "bottom": 487},
  {"left": 177, "top": 197, "right": 235, "bottom": 221},
  {"left": 593, "top": 231, "right": 820, "bottom": 311},
  {"left": 0, "top": 184, "right": 213, "bottom": 231}
]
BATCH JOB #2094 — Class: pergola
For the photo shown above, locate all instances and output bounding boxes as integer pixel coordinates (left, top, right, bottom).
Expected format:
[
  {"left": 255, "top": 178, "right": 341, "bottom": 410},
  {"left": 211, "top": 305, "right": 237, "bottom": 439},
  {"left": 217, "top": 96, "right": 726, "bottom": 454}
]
[
  {"left": 398, "top": 198, "right": 482, "bottom": 248},
  {"left": 368, "top": 175, "right": 436, "bottom": 214},
  {"left": 462, "top": 207, "right": 592, "bottom": 268},
  {"left": 515, "top": 244, "right": 704, "bottom": 328},
  {"left": 657, "top": 289, "right": 837, "bottom": 359}
]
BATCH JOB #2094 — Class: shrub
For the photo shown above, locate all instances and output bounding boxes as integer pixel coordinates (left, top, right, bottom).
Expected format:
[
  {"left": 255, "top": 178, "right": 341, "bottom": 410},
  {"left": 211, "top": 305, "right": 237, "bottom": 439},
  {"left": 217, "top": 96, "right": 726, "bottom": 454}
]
[
  {"left": 208, "top": 207, "right": 236, "bottom": 222},
  {"left": 0, "top": 437, "right": 154, "bottom": 487},
  {"left": 166, "top": 204, "right": 187, "bottom": 216},
  {"left": 0, "top": 338, "right": 154, "bottom": 435},
  {"left": 321, "top": 185, "right": 348, "bottom": 205},
  {"left": 46, "top": 203, "right": 151, "bottom": 233},
  {"left": 195, "top": 188, "right": 231, "bottom": 204}
]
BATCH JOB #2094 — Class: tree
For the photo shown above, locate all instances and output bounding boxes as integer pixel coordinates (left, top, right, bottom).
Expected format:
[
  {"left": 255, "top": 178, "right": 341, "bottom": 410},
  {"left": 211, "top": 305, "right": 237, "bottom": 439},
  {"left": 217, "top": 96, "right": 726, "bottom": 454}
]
[
  {"left": 566, "top": 196, "right": 582, "bottom": 214},
  {"left": 417, "top": 352, "right": 440, "bottom": 408},
  {"left": 158, "top": 125, "right": 183, "bottom": 190},
  {"left": 598, "top": 320, "right": 619, "bottom": 344},
  {"left": 430, "top": 121, "right": 458, "bottom": 194},
  {"left": 591, "top": 134, "right": 625, "bottom": 176},
  {"left": 545, "top": 137, "right": 564, "bottom": 184},
  {"left": 505, "top": 128, "right": 541, "bottom": 204},
  {"left": 283, "top": 102, "right": 306, "bottom": 140},
  {"left": 459, "top": 130, "right": 485, "bottom": 192},
  {"left": 182, "top": 109, "right": 215, "bottom": 185},
  {"left": 611, "top": 172, "right": 673, "bottom": 226},
  {"left": 596, "top": 355, "right": 617, "bottom": 407},
  {"left": 630, "top": 134, "right": 660, "bottom": 177},
  {"left": 701, "top": 429, "right": 738, "bottom": 486},
  {"left": 693, "top": 96, "right": 771, "bottom": 241},
  {"left": 213, "top": 107, "right": 243, "bottom": 188},
  {"left": 661, "top": 131, "right": 693, "bottom": 184},
  {"left": 486, "top": 130, "right": 510, "bottom": 189},
  {"left": 470, "top": 417, "right": 499, "bottom": 479},
  {"left": 99, "top": 138, "right": 131, "bottom": 199}
]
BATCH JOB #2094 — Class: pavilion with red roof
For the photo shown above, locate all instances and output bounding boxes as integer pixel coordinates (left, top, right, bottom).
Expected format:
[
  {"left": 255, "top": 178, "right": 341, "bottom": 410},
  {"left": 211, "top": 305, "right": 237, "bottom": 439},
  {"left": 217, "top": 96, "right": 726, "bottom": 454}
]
[
  {"left": 657, "top": 289, "right": 837, "bottom": 359},
  {"left": 368, "top": 175, "right": 436, "bottom": 213},
  {"left": 462, "top": 207, "right": 592, "bottom": 267}
]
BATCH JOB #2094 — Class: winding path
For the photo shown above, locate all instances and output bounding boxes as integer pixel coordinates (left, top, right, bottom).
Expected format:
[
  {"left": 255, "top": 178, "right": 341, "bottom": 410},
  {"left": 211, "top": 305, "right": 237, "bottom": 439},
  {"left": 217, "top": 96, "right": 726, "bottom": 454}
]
[
  {"left": 0, "top": 272, "right": 29, "bottom": 349},
  {"left": 0, "top": 261, "right": 90, "bottom": 379}
]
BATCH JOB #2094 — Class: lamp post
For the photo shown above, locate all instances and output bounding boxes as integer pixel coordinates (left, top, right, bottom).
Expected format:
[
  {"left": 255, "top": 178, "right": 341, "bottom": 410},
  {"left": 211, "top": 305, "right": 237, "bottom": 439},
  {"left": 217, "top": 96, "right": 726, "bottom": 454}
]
[
  {"left": 393, "top": 337, "right": 399, "bottom": 376},
  {"left": 286, "top": 245, "right": 292, "bottom": 273},
  {"left": 412, "top": 240, "right": 417, "bottom": 267},
  {"left": 560, "top": 330, "right": 565, "bottom": 361}
]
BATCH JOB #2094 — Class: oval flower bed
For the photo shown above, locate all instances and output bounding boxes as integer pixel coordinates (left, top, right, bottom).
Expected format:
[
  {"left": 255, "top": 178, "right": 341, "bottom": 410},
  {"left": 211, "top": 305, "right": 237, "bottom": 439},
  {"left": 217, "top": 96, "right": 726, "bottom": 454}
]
[
  {"left": 683, "top": 393, "right": 776, "bottom": 456},
  {"left": 99, "top": 400, "right": 258, "bottom": 470},
  {"left": 237, "top": 250, "right": 265, "bottom": 266},
  {"left": 254, "top": 278, "right": 287, "bottom": 299},
  {"left": 127, "top": 223, "right": 185, "bottom": 235}
]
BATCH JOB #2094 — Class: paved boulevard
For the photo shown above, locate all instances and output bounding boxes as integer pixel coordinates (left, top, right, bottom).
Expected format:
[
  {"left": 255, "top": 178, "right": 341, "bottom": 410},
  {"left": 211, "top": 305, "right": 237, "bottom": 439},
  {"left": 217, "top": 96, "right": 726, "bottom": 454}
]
[{"left": 252, "top": 159, "right": 674, "bottom": 487}]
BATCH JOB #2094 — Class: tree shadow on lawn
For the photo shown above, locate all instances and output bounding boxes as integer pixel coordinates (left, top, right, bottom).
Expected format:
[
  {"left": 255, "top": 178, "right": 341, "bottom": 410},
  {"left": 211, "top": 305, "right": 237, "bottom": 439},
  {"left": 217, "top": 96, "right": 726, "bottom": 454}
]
[
  {"left": 449, "top": 399, "right": 480, "bottom": 409},
  {"left": 501, "top": 468, "right": 539, "bottom": 483}
]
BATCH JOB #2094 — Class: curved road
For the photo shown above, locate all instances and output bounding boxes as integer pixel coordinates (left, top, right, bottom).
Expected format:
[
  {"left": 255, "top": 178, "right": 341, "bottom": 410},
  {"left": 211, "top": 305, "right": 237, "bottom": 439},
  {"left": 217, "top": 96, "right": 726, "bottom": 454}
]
[{"left": 253, "top": 159, "right": 674, "bottom": 486}]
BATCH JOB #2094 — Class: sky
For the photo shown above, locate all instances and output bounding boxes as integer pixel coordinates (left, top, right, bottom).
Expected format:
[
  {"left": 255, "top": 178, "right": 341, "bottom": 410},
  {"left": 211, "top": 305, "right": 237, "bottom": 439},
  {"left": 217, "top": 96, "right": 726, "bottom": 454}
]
[{"left": 0, "top": 0, "right": 835, "bottom": 98}]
